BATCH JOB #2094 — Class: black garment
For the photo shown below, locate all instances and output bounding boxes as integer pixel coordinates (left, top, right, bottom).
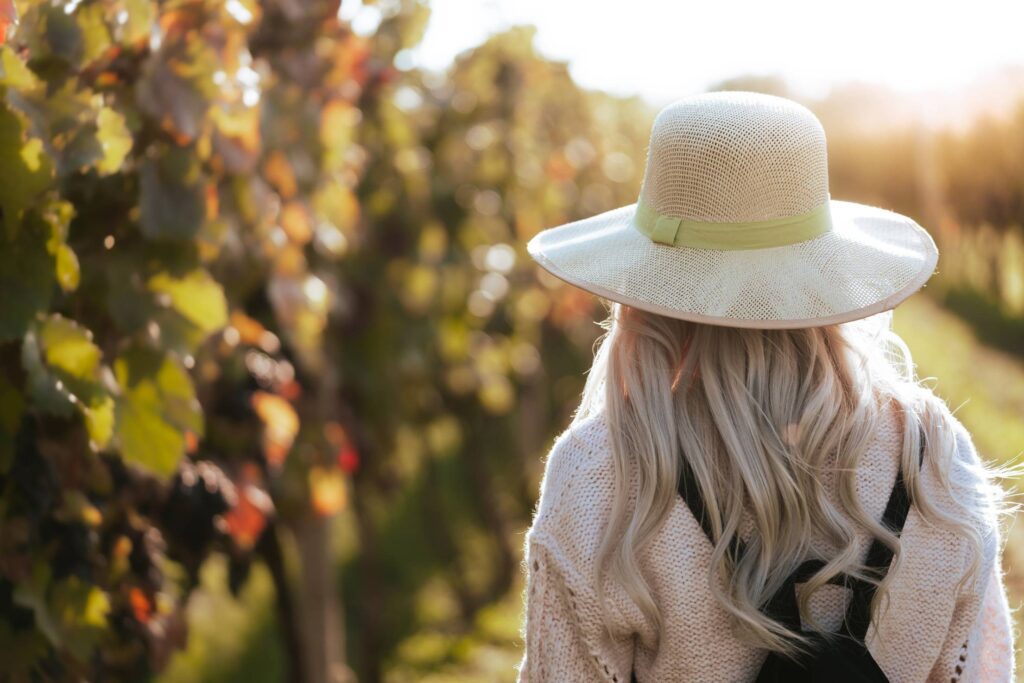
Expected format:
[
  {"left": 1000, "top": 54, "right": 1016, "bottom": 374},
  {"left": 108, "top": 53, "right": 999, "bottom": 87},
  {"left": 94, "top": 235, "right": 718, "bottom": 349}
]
[{"left": 631, "top": 431, "right": 924, "bottom": 683}]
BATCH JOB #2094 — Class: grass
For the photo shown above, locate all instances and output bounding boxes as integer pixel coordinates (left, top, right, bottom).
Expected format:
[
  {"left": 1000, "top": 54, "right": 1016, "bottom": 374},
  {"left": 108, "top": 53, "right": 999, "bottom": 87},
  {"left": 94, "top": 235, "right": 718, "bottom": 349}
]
[
  {"left": 383, "top": 575, "right": 525, "bottom": 682},
  {"left": 894, "top": 295, "right": 1024, "bottom": 680},
  {"left": 157, "top": 556, "right": 283, "bottom": 683},
  {"left": 895, "top": 296, "right": 1024, "bottom": 461}
]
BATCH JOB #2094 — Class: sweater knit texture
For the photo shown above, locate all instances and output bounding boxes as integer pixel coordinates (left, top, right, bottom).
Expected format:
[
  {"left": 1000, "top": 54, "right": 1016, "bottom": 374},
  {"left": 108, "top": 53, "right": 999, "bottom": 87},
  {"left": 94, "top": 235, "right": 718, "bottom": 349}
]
[{"left": 516, "top": 403, "right": 1015, "bottom": 682}]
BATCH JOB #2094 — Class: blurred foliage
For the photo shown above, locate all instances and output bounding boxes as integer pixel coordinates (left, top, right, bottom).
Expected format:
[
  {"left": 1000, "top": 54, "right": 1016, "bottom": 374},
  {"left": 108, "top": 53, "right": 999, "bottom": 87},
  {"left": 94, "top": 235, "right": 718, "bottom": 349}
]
[
  {"left": 0, "top": 0, "right": 409, "bottom": 679},
  {"left": 0, "top": 0, "right": 648, "bottom": 679},
  {"left": 331, "top": 23, "right": 651, "bottom": 680},
  {"left": 821, "top": 96, "right": 1024, "bottom": 351},
  {"left": 939, "top": 107, "right": 1024, "bottom": 230}
]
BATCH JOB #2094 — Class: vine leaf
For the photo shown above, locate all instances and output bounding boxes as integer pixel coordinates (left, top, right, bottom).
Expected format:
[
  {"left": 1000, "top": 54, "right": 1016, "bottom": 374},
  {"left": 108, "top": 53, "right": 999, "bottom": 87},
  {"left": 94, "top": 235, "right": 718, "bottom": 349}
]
[
  {"left": 0, "top": 101, "right": 53, "bottom": 234},
  {"left": 139, "top": 145, "right": 206, "bottom": 240},
  {"left": 13, "top": 562, "right": 111, "bottom": 662},
  {"left": 251, "top": 390, "right": 298, "bottom": 468},
  {"left": 0, "top": 216, "right": 54, "bottom": 341},
  {"left": 148, "top": 268, "right": 228, "bottom": 335},
  {"left": 0, "top": 1, "right": 15, "bottom": 47},
  {"left": 53, "top": 242, "right": 79, "bottom": 292},
  {"left": 94, "top": 106, "right": 131, "bottom": 175},
  {"left": 21, "top": 314, "right": 115, "bottom": 448},
  {"left": 309, "top": 466, "right": 346, "bottom": 516},
  {"left": 136, "top": 47, "right": 213, "bottom": 142},
  {"left": 114, "top": 347, "right": 202, "bottom": 477},
  {"left": 0, "top": 45, "right": 35, "bottom": 89},
  {"left": 223, "top": 482, "right": 272, "bottom": 550}
]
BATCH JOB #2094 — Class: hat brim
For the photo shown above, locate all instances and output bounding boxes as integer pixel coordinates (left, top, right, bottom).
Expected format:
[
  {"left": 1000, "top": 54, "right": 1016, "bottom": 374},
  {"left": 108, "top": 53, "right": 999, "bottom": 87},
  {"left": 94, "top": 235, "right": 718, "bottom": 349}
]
[{"left": 526, "top": 199, "right": 939, "bottom": 330}]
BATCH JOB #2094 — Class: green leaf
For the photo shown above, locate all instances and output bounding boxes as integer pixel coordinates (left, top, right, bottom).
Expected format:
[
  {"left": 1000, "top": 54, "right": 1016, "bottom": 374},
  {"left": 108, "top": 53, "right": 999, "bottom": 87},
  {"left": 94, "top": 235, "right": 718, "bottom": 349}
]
[
  {"left": 104, "top": 258, "right": 149, "bottom": 333},
  {"left": 13, "top": 561, "right": 111, "bottom": 663},
  {"left": 49, "top": 576, "right": 110, "bottom": 661},
  {"left": 0, "top": 45, "right": 39, "bottom": 90},
  {"left": 39, "top": 199, "right": 78, "bottom": 291},
  {"left": 15, "top": 562, "right": 111, "bottom": 662},
  {"left": 116, "top": 397, "right": 185, "bottom": 476},
  {"left": 0, "top": 102, "right": 53, "bottom": 233},
  {"left": 83, "top": 392, "right": 114, "bottom": 448},
  {"left": 0, "top": 216, "right": 54, "bottom": 341},
  {"left": 54, "top": 242, "right": 79, "bottom": 291},
  {"left": 37, "top": 314, "right": 100, "bottom": 378},
  {"left": 22, "top": 315, "right": 116, "bottom": 449},
  {"left": 42, "top": 8, "right": 83, "bottom": 65},
  {"left": 148, "top": 268, "right": 228, "bottom": 334},
  {"left": 75, "top": 4, "right": 112, "bottom": 66},
  {"left": 94, "top": 106, "right": 131, "bottom": 175},
  {"left": 135, "top": 47, "right": 216, "bottom": 142},
  {"left": 114, "top": 347, "right": 202, "bottom": 477},
  {"left": 139, "top": 145, "right": 206, "bottom": 240},
  {"left": 105, "top": 255, "right": 223, "bottom": 353},
  {"left": 12, "top": 562, "right": 60, "bottom": 647},
  {"left": 117, "top": 0, "right": 155, "bottom": 46},
  {"left": 22, "top": 324, "right": 75, "bottom": 417},
  {"left": 59, "top": 123, "right": 105, "bottom": 174}
]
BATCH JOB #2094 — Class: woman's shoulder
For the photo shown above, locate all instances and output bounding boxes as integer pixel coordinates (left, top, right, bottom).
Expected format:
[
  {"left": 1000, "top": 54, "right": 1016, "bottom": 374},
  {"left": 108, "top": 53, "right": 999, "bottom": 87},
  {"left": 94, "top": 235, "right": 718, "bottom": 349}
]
[
  {"left": 527, "top": 410, "right": 617, "bottom": 552},
  {"left": 937, "top": 408, "right": 1002, "bottom": 529},
  {"left": 909, "top": 400, "right": 1005, "bottom": 574}
]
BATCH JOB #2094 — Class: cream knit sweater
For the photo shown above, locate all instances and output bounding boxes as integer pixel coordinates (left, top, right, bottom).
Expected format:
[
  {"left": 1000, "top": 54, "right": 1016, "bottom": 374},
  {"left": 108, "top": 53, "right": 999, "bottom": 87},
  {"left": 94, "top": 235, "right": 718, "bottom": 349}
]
[{"left": 516, "top": 403, "right": 1015, "bottom": 682}]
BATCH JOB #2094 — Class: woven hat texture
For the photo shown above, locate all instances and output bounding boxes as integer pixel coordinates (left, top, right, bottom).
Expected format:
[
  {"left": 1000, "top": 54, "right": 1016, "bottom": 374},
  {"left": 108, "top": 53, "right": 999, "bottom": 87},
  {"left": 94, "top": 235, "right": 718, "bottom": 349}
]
[{"left": 526, "top": 91, "right": 938, "bottom": 329}]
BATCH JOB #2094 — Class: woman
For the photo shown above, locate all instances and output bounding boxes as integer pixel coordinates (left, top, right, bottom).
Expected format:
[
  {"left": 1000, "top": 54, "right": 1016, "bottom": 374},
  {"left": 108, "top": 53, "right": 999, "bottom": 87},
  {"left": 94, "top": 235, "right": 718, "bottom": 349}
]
[{"left": 516, "top": 92, "right": 1016, "bottom": 682}]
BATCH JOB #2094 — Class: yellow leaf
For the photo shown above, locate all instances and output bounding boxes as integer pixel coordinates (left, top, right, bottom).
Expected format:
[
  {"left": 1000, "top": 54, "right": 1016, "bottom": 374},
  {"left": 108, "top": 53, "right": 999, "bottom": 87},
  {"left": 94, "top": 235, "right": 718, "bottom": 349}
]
[
  {"left": 309, "top": 466, "right": 346, "bottom": 516},
  {"left": 55, "top": 243, "right": 80, "bottom": 292},
  {"left": 280, "top": 201, "right": 312, "bottom": 245},
  {"left": 148, "top": 268, "right": 228, "bottom": 334},
  {"left": 95, "top": 107, "right": 132, "bottom": 175},
  {"left": 83, "top": 393, "right": 114, "bottom": 448},
  {"left": 251, "top": 391, "right": 299, "bottom": 468}
]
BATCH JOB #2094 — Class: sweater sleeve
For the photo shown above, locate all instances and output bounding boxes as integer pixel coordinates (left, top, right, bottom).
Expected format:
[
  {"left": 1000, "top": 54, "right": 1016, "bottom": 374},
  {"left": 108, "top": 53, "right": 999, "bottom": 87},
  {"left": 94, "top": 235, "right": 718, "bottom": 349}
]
[
  {"left": 926, "top": 420, "right": 1016, "bottom": 683},
  {"left": 516, "top": 533, "right": 633, "bottom": 683},
  {"left": 516, "top": 414, "right": 639, "bottom": 683},
  {"left": 971, "top": 557, "right": 1015, "bottom": 682},
  {"left": 926, "top": 556, "right": 1015, "bottom": 682}
]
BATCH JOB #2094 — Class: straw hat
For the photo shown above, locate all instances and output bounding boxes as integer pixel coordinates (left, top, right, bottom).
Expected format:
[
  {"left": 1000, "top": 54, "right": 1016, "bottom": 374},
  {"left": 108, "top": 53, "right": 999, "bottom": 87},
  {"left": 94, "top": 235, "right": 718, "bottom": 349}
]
[{"left": 526, "top": 91, "right": 938, "bottom": 329}]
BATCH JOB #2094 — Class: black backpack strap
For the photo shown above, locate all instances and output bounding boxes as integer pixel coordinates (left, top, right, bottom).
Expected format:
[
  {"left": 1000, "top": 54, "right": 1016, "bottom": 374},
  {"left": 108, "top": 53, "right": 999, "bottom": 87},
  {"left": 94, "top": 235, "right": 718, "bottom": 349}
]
[
  {"left": 676, "top": 457, "right": 745, "bottom": 560},
  {"left": 840, "top": 427, "right": 925, "bottom": 641},
  {"left": 677, "top": 457, "right": 823, "bottom": 631},
  {"left": 676, "top": 426, "right": 926, "bottom": 638}
]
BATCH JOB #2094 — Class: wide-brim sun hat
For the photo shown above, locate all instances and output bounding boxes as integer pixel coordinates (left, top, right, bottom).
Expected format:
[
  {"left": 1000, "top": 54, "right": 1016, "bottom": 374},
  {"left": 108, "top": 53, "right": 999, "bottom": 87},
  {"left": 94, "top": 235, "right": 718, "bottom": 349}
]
[{"left": 526, "top": 91, "right": 939, "bottom": 329}]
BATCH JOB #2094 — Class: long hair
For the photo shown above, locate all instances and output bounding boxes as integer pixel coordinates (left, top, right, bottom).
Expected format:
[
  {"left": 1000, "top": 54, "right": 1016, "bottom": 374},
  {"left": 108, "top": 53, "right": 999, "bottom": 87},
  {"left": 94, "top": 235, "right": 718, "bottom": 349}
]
[{"left": 573, "top": 301, "right": 1012, "bottom": 657}]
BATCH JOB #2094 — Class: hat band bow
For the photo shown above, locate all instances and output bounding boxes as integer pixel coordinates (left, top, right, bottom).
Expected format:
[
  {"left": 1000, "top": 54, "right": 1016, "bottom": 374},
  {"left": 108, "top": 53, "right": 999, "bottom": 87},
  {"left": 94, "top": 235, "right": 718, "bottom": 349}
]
[{"left": 633, "top": 199, "right": 833, "bottom": 250}]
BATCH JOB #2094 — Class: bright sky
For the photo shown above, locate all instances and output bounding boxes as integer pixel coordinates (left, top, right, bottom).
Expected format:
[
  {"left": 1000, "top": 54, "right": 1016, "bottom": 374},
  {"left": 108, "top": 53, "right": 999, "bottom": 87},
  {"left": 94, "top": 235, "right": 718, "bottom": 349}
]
[{"left": 380, "top": 0, "right": 1024, "bottom": 104}]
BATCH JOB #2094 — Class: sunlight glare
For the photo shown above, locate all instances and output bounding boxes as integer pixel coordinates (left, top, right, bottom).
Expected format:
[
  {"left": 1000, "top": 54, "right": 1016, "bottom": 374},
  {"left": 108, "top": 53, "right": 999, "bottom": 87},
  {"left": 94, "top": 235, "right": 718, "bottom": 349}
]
[{"left": 414, "top": 0, "right": 1024, "bottom": 102}]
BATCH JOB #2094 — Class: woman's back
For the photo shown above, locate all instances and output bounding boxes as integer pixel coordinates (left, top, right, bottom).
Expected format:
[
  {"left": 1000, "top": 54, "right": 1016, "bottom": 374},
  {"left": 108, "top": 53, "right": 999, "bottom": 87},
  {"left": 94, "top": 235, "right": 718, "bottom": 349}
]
[
  {"left": 518, "top": 91, "right": 1015, "bottom": 682},
  {"left": 517, "top": 401, "right": 1012, "bottom": 682}
]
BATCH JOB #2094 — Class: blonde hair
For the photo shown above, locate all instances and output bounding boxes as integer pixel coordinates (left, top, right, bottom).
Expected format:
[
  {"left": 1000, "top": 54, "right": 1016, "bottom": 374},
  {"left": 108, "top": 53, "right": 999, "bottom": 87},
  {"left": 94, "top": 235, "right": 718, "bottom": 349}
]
[{"left": 574, "top": 301, "right": 1011, "bottom": 657}]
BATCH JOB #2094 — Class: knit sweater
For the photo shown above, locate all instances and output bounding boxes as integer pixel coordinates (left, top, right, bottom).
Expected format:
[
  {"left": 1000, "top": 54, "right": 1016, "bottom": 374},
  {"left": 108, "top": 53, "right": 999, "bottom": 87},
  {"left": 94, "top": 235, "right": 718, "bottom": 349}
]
[{"left": 516, "top": 403, "right": 1015, "bottom": 682}]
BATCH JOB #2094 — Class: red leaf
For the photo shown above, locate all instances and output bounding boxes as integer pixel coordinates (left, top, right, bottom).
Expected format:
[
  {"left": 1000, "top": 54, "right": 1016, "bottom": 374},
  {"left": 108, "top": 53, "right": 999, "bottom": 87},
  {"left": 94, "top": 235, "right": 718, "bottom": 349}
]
[
  {"left": 336, "top": 444, "right": 359, "bottom": 474},
  {"left": 0, "top": 0, "right": 16, "bottom": 46},
  {"left": 223, "top": 484, "right": 272, "bottom": 550},
  {"left": 129, "top": 587, "right": 152, "bottom": 624},
  {"left": 251, "top": 391, "right": 299, "bottom": 468}
]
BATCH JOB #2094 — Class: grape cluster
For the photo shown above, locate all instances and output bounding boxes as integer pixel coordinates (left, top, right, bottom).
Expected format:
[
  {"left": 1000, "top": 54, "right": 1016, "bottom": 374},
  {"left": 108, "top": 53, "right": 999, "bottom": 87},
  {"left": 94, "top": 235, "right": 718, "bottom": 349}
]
[{"left": 160, "top": 460, "right": 238, "bottom": 582}]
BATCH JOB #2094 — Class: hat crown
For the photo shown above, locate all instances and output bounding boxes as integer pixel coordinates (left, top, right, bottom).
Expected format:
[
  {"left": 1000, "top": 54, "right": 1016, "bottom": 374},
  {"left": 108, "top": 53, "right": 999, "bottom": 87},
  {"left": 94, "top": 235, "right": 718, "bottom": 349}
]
[{"left": 638, "top": 92, "right": 829, "bottom": 223}]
